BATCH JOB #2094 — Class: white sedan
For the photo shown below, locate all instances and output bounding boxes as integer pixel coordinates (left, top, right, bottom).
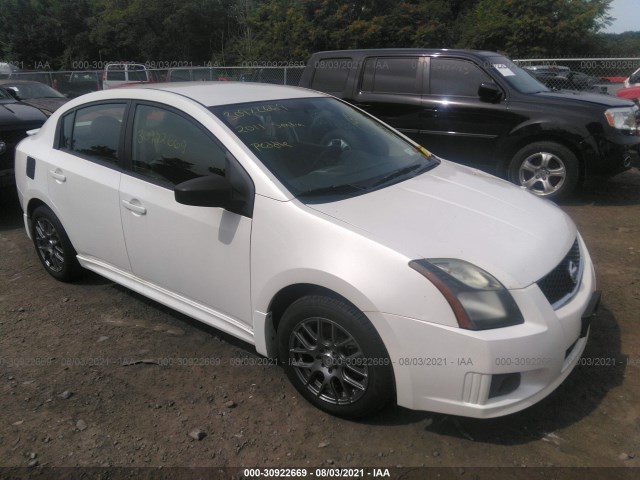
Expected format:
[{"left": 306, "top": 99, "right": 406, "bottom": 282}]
[{"left": 15, "top": 83, "right": 600, "bottom": 418}]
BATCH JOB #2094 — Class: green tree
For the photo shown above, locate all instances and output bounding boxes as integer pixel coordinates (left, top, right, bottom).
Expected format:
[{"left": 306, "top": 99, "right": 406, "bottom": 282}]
[
  {"left": 458, "top": 0, "right": 612, "bottom": 57},
  {"left": 89, "top": 0, "right": 234, "bottom": 63}
]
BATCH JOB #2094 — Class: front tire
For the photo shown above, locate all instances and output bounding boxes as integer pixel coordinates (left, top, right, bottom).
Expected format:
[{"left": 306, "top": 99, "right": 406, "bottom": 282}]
[
  {"left": 508, "top": 141, "right": 579, "bottom": 200},
  {"left": 31, "top": 206, "right": 82, "bottom": 282},
  {"left": 278, "top": 295, "right": 394, "bottom": 418}
]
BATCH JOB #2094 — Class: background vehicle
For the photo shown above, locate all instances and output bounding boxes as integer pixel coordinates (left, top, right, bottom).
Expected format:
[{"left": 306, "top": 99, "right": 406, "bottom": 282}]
[
  {"left": 102, "top": 63, "right": 154, "bottom": 89},
  {"left": 524, "top": 65, "right": 606, "bottom": 92},
  {"left": 300, "top": 48, "right": 640, "bottom": 199},
  {"left": 66, "top": 71, "right": 103, "bottom": 97},
  {"left": 0, "top": 80, "right": 69, "bottom": 115},
  {"left": 624, "top": 67, "right": 640, "bottom": 88},
  {"left": 616, "top": 86, "right": 640, "bottom": 106},
  {"left": 0, "top": 88, "right": 47, "bottom": 187},
  {"left": 0, "top": 62, "right": 21, "bottom": 79}
]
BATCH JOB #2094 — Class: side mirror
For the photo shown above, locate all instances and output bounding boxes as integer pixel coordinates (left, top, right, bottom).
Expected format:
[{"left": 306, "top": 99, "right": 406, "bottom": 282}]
[
  {"left": 5, "top": 87, "right": 20, "bottom": 100},
  {"left": 478, "top": 82, "right": 502, "bottom": 103},
  {"left": 174, "top": 175, "right": 234, "bottom": 208}
]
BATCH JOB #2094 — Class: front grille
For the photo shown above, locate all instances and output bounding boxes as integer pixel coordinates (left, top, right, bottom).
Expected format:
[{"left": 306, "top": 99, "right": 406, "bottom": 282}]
[{"left": 537, "top": 239, "right": 582, "bottom": 309}]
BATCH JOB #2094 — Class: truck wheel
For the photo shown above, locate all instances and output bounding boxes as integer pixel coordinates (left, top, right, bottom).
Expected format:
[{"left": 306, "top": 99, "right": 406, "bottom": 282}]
[
  {"left": 508, "top": 141, "right": 579, "bottom": 200},
  {"left": 278, "top": 295, "right": 394, "bottom": 418}
]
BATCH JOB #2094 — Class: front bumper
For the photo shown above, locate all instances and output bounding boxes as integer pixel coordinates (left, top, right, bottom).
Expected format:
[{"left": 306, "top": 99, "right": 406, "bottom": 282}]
[
  {"left": 583, "top": 132, "right": 639, "bottom": 177},
  {"left": 374, "top": 237, "right": 598, "bottom": 418}
]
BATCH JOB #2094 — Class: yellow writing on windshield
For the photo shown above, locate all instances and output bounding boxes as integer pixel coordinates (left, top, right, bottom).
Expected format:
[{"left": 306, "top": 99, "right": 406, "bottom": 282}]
[
  {"left": 223, "top": 104, "right": 289, "bottom": 120},
  {"left": 251, "top": 141, "right": 294, "bottom": 151},
  {"left": 136, "top": 129, "right": 187, "bottom": 155}
]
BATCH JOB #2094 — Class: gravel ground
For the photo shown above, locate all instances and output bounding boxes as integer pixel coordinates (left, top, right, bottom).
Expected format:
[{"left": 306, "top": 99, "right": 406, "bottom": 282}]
[{"left": 0, "top": 168, "right": 639, "bottom": 479}]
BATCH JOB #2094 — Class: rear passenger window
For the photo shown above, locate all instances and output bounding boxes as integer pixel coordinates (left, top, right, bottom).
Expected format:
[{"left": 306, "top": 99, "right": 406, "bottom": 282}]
[
  {"left": 430, "top": 58, "right": 492, "bottom": 97},
  {"left": 311, "top": 58, "right": 351, "bottom": 92},
  {"left": 131, "top": 105, "right": 226, "bottom": 185},
  {"left": 362, "top": 57, "right": 420, "bottom": 94},
  {"left": 106, "top": 67, "right": 126, "bottom": 81},
  {"left": 128, "top": 66, "right": 148, "bottom": 82},
  {"left": 60, "top": 103, "right": 126, "bottom": 163}
]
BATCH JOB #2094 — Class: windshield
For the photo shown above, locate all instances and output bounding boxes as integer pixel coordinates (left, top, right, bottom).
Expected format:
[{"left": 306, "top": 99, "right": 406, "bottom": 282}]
[
  {"left": 489, "top": 56, "right": 550, "bottom": 94},
  {"left": 210, "top": 97, "right": 438, "bottom": 201},
  {"left": 4, "top": 82, "right": 65, "bottom": 99}
]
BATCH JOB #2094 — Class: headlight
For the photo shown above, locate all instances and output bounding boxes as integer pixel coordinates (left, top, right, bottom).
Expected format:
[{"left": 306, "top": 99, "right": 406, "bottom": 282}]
[
  {"left": 409, "top": 259, "right": 524, "bottom": 330},
  {"left": 0, "top": 140, "right": 6, "bottom": 155},
  {"left": 604, "top": 106, "right": 638, "bottom": 134}
]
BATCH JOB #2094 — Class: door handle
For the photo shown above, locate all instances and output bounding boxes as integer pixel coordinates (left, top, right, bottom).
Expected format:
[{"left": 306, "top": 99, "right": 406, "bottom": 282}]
[
  {"left": 49, "top": 169, "right": 66, "bottom": 182},
  {"left": 121, "top": 199, "right": 147, "bottom": 215}
]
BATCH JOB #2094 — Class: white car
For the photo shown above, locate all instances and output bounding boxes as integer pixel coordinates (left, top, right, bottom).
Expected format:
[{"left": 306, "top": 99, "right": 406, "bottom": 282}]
[
  {"left": 14, "top": 83, "right": 600, "bottom": 419},
  {"left": 102, "top": 63, "right": 152, "bottom": 89},
  {"left": 624, "top": 67, "right": 640, "bottom": 88}
]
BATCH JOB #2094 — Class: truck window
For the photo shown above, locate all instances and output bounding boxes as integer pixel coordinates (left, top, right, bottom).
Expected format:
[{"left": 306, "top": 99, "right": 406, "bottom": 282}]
[
  {"left": 430, "top": 58, "right": 492, "bottom": 97},
  {"left": 361, "top": 57, "right": 420, "bottom": 94},
  {"left": 311, "top": 58, "right": 351, "bottom": 92}
]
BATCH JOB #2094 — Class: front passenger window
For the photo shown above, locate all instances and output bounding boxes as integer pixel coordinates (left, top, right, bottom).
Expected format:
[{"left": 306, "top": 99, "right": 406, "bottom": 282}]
[
  {"left": 132, "top": 105, "right": 227, "bottom": 185},
  {"left": 430, "top": 58, "right": 493, "bottom": 97}
]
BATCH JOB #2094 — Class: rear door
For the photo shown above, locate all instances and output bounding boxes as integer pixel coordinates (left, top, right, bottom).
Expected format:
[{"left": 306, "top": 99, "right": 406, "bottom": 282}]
[
  {"left": 45, "top": 102, "right": 131, "bottom": 271},
  {"left": 352, "top": 56, "right": 430, "bottom": 146}
]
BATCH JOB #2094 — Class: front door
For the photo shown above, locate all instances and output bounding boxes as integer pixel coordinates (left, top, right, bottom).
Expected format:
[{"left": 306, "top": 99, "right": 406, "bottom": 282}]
[{"left": 118, "top": 103, "right": 252, "bottom": 326}]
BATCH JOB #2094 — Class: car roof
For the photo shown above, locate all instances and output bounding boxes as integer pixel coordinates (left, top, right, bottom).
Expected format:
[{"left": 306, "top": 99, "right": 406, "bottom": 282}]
[
  {"left": 119, "top": 82, "right": 326, "bottom": 107},
  {"left": 523, "top": 65, "right": 570, "bottom": 71},
  {"left": 309, "top": 48, "right": 501, "bottom": 58}
]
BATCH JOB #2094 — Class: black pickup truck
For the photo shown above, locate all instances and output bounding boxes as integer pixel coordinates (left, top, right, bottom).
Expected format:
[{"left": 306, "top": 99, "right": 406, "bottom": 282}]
[{"left": 299, "top": 49, "right": 640, "bottom": 199}]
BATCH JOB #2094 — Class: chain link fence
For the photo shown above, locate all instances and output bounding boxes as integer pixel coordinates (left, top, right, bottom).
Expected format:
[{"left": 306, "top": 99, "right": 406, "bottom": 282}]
[
  {"left": 513, "top": 57, "right": 640, "bottom": 95},
  {"left": 2, "top": 59, "right": 639, "bottom": 99}
]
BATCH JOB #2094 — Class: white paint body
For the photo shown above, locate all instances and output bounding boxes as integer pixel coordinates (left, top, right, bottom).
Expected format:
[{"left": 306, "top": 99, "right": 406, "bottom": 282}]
[{"left": 15, "top": 83, "right": 597, "bottom": 418}]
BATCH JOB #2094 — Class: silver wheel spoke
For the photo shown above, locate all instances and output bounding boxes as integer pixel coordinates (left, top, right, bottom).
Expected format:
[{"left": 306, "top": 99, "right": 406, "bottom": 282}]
[
  {"left": 521, "top": 158, "right": 538, "bottom": 172},
  {"left": 289, "top": 316, "right": 370, "bottom": 405},
  {"left": 548, "top": 165, "right": 566, "bottom": 176},
  {"left": 541, "top": 178, "right": 556, "bottom": 195},
  {"left": 540, "top": 152, "right": 553, "bottom": 168},
  {"left": 342, "top": 373, "right": 367, "bottom": 391}
]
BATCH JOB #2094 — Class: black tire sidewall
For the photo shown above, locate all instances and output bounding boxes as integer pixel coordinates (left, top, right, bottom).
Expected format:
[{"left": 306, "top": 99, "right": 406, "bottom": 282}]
[
  {"left": 278, "top": 295, "right": 394, "bottom": 418},
  {"left": 508, "top": 141, "right": 579, "bottom": 200},
  {"left": 31, "top": 206, "right": 81, "bottom": 282}
]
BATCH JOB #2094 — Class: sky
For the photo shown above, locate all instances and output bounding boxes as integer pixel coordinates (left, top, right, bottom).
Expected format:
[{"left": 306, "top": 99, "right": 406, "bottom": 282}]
[{"left": 604, "top": 0, "right": 640, "bottom": 33}]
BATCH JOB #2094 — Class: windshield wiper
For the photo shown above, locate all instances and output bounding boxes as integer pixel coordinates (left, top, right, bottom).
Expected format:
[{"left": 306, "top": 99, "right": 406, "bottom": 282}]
[
  {"left": 368, "top": 163, "right": 427, "bottom": 188},
  {"left": 298, "top": 183, "right": 367, "bottom": 198}
]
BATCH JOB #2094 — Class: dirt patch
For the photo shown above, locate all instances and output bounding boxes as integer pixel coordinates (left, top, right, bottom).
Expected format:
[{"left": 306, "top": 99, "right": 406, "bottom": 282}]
[{"left": 1, "top": 168, "right": 639, "bottom": 475}]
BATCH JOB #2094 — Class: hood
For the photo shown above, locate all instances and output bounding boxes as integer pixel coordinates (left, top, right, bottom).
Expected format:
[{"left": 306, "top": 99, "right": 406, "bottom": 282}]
[
  {"left": 0, "top": 100, "right": 48, "bottom": 127},
  {"left": 533, "top": 90, "right": 634, "bottom": 108},
  {"left": 308, "top": 161, "right": 576, "bottom": 289},
  {"left": 20, "top": 97, "right": 68, "bottom": 114}
]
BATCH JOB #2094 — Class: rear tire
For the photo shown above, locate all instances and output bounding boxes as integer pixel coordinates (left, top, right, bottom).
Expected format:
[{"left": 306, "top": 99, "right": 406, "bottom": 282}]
[
  {"left": 278, "top": 295, "right": 394, "bottom": 418},
  {"left": 31, "top": 206, "right": 82, "bottom": 282},
  {"left": 508, "top": 141, "right": 579, "bottom": 200}
]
